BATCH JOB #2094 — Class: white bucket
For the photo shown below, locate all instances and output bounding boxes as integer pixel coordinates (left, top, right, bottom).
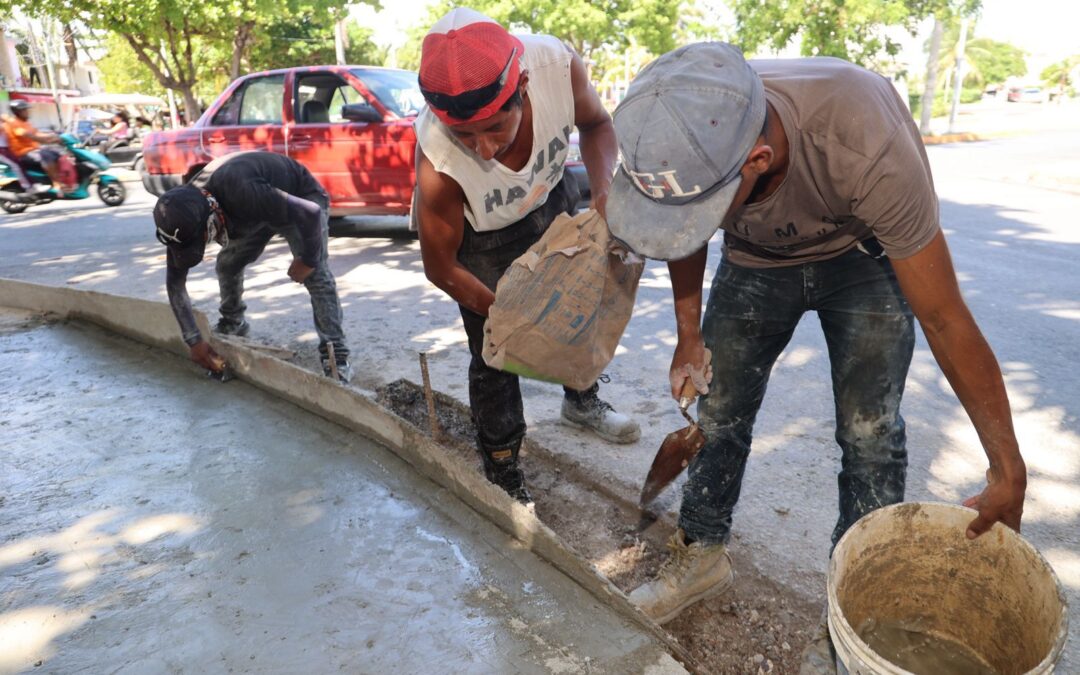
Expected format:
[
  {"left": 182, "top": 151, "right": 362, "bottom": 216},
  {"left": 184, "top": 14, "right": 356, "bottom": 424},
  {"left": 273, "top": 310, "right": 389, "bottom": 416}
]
[{"left": 828, "top": 502, "right": 1068, "bottom": 674}]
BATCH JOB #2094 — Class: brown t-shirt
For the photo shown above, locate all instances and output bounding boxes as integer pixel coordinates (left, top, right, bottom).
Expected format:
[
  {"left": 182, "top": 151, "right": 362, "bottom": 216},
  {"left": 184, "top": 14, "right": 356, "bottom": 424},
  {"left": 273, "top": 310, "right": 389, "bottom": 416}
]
[{"left": 722, "top": 57, "right": 940, "bottom": 268}]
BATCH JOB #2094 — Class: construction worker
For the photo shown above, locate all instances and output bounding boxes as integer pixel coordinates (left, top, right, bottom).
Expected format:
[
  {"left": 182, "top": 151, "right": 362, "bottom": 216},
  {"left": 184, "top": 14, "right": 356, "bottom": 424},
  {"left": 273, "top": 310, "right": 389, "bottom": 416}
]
[
  {"left": 413, "top": 8, "right": 640, "bottom": 504},
  {"left": 605, "top": 43, "right": 1027, "bottom": 625},
  {"left": 154, "top": 151, "right": 351, "bottom": 382}
]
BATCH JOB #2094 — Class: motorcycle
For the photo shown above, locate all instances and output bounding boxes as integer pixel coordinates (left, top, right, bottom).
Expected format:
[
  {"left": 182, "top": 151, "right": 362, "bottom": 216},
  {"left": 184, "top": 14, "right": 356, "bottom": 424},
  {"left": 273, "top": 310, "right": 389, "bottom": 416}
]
[{"left": 0, "top": 133, "right": 126, "bottom": 214}]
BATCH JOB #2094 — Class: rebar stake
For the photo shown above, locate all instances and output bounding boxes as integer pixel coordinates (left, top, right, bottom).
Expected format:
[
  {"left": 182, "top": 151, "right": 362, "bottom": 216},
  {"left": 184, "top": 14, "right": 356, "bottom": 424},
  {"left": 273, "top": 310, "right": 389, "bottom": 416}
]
[{"left": 419, "top": 352, "right": 441, "bottom": 442}]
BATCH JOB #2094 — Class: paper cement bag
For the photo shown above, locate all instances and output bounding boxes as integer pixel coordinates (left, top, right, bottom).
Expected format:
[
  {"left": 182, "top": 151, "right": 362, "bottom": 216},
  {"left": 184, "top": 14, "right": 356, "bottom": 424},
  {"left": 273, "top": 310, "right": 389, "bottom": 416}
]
[{"left": 482, "top": 209, "right": 644, "bottom": 391}]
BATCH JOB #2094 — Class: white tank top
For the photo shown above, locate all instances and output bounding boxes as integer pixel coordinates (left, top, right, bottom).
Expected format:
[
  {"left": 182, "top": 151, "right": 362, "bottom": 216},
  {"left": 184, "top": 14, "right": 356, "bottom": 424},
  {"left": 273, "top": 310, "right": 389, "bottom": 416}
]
[{"left": 416, "top": 34, "right": 574, "bottom": 233}]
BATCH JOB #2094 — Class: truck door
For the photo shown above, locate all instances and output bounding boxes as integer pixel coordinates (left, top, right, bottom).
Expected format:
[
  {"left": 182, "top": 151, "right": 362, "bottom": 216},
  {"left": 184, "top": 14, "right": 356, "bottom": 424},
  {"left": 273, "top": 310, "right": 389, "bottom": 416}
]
[
  {"left": 288, "top": 70, "right": 415, "bottom": 215},
  {"left": 200, "top": 74, "right": 287, "bottom": 159}
]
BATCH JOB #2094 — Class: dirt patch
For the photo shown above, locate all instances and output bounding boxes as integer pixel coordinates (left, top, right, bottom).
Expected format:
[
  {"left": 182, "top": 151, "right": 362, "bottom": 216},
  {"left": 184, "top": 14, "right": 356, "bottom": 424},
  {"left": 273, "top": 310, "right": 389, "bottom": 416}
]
[{"left": 377, "top": 379, "right": 824, "bottom": 674}]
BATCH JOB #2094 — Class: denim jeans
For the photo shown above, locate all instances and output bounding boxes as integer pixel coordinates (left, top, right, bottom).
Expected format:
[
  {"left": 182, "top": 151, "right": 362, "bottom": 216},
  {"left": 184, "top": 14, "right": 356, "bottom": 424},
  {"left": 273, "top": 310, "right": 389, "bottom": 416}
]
[
  {"left": 215, "top": 191, "right": 348, "bottom": 358},
  {"left": 456, "top": 173, "right": 591, "bottom": 458},
  {"left": 679, "top": 243, "right": 914, "bottom": 547}
]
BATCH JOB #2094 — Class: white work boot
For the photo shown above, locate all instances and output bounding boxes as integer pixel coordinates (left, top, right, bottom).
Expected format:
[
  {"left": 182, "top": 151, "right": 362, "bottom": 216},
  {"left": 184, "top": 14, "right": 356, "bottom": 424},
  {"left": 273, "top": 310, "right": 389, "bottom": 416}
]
[
  {"left": 629, "top": 529, "right": 734, "bottom": 624},
  {"left": 560, "top": 386, "right": 641, "bottom": 444}
]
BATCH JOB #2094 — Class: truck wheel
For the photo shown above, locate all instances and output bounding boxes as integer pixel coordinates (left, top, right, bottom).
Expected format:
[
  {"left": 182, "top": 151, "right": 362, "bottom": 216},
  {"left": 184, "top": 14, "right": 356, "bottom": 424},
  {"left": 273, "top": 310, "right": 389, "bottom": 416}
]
[
  {"left": 1, "top": 200, "right": 29, "bottom": 214},
  {"left": 98, "top": 181, "right": 127, "bottom": 206}
]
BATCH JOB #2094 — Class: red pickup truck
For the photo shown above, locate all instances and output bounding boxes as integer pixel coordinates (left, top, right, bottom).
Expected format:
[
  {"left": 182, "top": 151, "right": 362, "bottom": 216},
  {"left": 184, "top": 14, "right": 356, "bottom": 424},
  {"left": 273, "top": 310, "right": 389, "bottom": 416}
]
[
  {"left": 141, "top": 65, "right": 422, "bottom": 216},
  {"left": 141, "top": 64, "right": 590, "bottom": 218}
]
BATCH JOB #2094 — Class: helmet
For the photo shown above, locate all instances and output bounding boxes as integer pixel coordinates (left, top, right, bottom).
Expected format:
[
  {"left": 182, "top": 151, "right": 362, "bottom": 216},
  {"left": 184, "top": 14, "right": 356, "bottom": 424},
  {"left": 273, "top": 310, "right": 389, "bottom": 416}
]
[{"left": 9, "top": 100, "right": 31, "bottom": 113}]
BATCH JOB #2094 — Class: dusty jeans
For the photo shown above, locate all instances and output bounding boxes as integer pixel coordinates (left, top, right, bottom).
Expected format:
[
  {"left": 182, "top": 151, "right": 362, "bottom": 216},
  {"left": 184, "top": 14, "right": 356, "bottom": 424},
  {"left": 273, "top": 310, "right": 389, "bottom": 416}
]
[
  {"left": 457, "top": 174, "right": 590, "bottom": 459},
  {"left": 215, "top": 192, "right": 348, "bottom": 358},
  {"left": 679, "top": 243, "right": 914, "bottom": 547}
]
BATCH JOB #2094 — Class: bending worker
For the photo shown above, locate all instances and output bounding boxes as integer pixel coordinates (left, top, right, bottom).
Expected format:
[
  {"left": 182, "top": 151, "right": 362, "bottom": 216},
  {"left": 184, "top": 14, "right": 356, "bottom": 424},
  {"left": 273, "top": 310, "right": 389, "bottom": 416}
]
[
  {"left": 604, "top": 43, "right": 1027, "bottom": 624},
  {"left": 154, "top": 151, "right": 351, "bottom": 382},
  {"left": 413, "top": 8, "right": 641, "bottom": 504}
]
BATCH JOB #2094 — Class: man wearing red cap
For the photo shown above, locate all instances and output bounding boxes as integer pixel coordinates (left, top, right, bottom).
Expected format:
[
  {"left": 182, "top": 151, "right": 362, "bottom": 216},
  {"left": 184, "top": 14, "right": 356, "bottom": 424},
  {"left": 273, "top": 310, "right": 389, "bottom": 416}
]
[{"left": 413, "top": 7, "right": 639, "bottom": 503}]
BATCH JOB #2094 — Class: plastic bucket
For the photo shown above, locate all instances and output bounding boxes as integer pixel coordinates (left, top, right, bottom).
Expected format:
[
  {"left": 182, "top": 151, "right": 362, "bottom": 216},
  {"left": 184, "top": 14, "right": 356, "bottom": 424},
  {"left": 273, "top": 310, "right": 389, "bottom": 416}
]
[{"left": 828, "top": 502, "right": 1068, "bottom": 674}]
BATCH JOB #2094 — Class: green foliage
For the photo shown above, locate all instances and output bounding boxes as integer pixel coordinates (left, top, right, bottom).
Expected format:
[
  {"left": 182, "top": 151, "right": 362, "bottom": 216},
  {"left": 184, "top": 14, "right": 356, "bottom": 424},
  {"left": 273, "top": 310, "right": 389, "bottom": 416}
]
[
  {"left": 247, "top": 15, "right": 386, "bottom": 71},
  {"left": 396, "top": 0, "right": 681, "bottom": 78},
  {"left": 96, "top": 31, "right": 231, "bottom": 104},
  {"left": 1041, "top": 55, "right": 1080, "bottom": 92},
  {"left": 96, "top": 33, "right": 159, "bottom": 96},
  {"left": 729, "top": 0, "right": 983, "bottom": 69},
  {"left": 935, "top": 23, "right": 1026, "bottom": 89},
  {"left": 731, "top": 0, "right": 929, "bottom": 67},
  {"left": 11, "top": 0, "right": 374, "bottom": 115},
  {"left": 964, "top": 38, "right": 1025, "bottom": 85},
  {"left": 910, "top": 86, "right": 981, "bottom": 119}
]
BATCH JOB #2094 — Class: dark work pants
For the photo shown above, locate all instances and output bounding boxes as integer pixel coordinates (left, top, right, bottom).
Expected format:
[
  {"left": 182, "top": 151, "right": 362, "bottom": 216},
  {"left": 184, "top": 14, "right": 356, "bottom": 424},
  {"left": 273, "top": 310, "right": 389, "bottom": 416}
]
[
  {"left": 457, "top": 174, "right": 590, "bottom": 456},
  {"left": 215, "top": 191, "right": 348, "bottom": 358},
  {"left": 679, "top": 244, "right": 915, "bottom": 547}
]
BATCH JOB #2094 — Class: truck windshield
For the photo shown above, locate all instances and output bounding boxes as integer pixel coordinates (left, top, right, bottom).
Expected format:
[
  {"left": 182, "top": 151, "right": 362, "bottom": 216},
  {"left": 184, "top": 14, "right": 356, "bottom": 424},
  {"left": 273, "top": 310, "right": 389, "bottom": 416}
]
[{"left": 351, "top": 69, "right": 424, "bottom": 118}]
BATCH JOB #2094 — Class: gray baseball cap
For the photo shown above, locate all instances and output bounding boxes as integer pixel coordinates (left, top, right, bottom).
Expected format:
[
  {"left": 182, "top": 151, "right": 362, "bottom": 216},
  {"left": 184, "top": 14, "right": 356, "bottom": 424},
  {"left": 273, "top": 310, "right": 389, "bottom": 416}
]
[{"left": 607, "top": 42, "right": 766, "bottom": 260}]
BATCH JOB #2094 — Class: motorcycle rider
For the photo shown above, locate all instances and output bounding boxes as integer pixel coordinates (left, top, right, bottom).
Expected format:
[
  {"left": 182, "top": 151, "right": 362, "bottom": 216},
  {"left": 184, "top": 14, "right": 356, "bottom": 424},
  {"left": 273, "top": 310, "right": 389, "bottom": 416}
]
[
  {"left": 2, "top": 100, "right": 69, "bottom": 193},
  {"left": 0, "top": 110, "right": 32, "bottom": 191}
]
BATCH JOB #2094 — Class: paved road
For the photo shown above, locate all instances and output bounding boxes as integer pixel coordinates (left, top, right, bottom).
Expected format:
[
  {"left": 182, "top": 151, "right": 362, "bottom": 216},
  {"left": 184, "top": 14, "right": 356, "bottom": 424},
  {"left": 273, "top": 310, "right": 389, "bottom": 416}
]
[{"left": 3, "top": 127, "right": 1078, "bottom": 668}]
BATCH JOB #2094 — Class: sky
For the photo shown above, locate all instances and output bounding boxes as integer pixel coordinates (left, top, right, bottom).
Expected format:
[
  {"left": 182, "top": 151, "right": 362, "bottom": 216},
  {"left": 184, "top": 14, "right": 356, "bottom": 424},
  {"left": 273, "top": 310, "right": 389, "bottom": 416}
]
[{"left": 356, "top": 0, "right": 1080, "bottom": 77}]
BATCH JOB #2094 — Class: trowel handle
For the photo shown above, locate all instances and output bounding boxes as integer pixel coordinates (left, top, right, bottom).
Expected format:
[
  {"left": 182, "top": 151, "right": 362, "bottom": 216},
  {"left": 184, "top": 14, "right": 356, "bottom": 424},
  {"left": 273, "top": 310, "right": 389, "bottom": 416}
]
[{"left": 678, "top": 379, "right": 698, "bottom": 411}]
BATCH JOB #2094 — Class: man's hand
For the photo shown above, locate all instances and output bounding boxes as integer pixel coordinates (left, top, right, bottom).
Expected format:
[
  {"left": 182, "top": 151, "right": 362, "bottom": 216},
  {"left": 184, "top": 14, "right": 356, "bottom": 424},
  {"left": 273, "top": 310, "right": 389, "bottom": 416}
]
[
  {"left": 669, "top": 337, "right": 712, "bottom": 400},
  {"left": 190, "top": 341, "right": 226, "bottom": 372},
  {"left": 962, "top": 465, "right": 1026, "bottom": 539},
  {"left": 288, "top": 258, "right": 315, "bottom": 284}
]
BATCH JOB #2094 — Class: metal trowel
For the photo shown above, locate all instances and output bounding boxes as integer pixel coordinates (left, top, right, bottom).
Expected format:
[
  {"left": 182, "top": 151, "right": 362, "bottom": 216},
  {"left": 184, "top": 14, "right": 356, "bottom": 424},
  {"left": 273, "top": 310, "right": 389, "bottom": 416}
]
[
  {"left": 639, "top": 380, "right": 706, "bottom": 508},
  {"left": 206, "top": 354, "right": 235, "bottom": 382}
]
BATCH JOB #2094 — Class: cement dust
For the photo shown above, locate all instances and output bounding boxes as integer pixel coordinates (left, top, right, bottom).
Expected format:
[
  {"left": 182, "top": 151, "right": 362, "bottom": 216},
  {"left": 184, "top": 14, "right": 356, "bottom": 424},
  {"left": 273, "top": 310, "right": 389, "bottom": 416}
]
[
  {"left": 378, "top": 378, "right": 822, "bottom": 674},
  {"left": 857, "top": 619, "right": 1000, "bottom": 675}
]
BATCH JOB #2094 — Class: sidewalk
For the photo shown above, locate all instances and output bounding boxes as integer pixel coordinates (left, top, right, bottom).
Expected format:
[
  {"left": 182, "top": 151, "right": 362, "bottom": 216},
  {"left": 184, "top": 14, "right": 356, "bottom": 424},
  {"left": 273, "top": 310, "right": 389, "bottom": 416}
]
[{"left": 921, "top": 97, "right": 1080, "bottom": 143}]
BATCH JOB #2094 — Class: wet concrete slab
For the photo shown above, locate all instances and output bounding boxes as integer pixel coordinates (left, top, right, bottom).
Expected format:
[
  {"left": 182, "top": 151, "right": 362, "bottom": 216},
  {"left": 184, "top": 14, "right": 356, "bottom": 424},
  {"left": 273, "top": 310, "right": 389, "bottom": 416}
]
[{"left": 0, "top": 314, "right": 682, "bottom": 674}]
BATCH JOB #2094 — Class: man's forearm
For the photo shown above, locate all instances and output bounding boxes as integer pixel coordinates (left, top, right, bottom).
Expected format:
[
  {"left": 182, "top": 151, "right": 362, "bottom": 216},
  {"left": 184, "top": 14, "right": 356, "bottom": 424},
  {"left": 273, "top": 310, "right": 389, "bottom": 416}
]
[
  {"left": 923, "top": 319, "right": 1026, "bottom": 480},
  {"left": 285, "top": 193, "right": 324, "bottom": 267},
  {"left": 429, "top": 264, "right": 496, "bottom": 316},
  {"left": 165, "top": 265, "right": 203, "bottom": 346},
  {"left": 668, "top": 247, "right": 709, "bottom": 339},
  {"left": 578, "top": 121, "right": 618, "bottom": 199}
]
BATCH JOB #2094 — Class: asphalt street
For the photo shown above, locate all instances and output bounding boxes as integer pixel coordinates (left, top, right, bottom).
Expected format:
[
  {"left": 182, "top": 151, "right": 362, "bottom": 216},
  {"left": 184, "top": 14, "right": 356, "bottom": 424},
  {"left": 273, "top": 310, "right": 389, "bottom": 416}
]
[{"left": 2, "top": 121, "right": 1078, "bottom": 668}]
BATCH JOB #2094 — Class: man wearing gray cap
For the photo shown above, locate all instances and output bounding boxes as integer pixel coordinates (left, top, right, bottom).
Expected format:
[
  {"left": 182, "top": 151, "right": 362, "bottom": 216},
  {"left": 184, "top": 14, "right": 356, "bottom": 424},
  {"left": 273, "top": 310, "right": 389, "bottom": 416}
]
[{"left": 606, "top": 43, "right": 1027, "bottom": 623}]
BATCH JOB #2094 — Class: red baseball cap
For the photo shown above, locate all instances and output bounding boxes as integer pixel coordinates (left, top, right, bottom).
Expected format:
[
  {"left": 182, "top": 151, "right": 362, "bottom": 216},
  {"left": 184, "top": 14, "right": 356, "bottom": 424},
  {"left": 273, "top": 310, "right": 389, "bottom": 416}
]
[{"left": 419, "top": 8, "right": 525, "bottom": 125}]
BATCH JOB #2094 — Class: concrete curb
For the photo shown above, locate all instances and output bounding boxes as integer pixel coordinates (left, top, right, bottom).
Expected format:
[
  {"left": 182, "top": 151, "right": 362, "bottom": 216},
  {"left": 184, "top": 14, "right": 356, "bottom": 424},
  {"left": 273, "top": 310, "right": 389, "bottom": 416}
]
[{"left": 0, "top": 278, "right": 698, "bottom": 673}]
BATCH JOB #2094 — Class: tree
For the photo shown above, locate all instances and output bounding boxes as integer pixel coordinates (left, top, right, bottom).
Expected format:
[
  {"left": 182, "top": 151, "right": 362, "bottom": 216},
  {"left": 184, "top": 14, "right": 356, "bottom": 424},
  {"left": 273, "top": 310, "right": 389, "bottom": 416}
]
[
  {"left": 730, "top": 0, "right": 937, "bottom": 68},
  {"left": 918, "top": 17, "right": 944, "bottom": 133},
  {"left": 396, "top": 0, "right": 681, "bottom": 83},
  {"left": 917, "top": 1, "right": 980, "bottom": 133},
  {"left": 1040, "top": 55, "right": 1080, "bottom": 96},
  {"left": 247, "top": 13, "right": 385, "bottom": 72},
  {"left": 935, "top": 26, "right": 1025, "bottom": 90},
  {"left": 10, "top": 0, "right": 368, "bottom": 119}
]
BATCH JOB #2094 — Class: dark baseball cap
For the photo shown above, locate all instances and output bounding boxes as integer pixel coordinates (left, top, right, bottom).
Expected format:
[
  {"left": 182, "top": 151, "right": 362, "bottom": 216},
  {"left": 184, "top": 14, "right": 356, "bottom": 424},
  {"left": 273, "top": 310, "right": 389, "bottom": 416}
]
[
  {"left": 153, "top": 185, "right": 210, "bottom": 269},
  {"left": 607, "top": 42, "right": 766, "bottom": 260}
]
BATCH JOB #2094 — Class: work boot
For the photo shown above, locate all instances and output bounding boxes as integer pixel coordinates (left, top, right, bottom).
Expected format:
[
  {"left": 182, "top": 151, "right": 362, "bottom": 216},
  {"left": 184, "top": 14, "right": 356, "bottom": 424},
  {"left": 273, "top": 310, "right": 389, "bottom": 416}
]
[
  {"left": 321, "top": 352, "right": 352, "bottom": 384},
  {"left": 560, "top": 384, "right": 640, "bottom": 444},
  {"left": 213, "top": 318, "right": 250, "bottom": 337},
  {"left": 478, "top": 440, "right": 532, "bottom": 505},
  {"left": 488, "top": 463, "right": 532, "bottom": 505},
  {"left": 628, "top": 529, "right": 734, "bottom": 624}
]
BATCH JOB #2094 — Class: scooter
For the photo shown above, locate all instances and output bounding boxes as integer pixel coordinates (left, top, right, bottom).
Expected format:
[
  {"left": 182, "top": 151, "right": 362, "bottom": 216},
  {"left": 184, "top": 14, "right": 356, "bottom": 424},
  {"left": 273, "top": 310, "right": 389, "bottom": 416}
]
[{"left": 0, "top": 133, "right": 126, "bottom": 214}]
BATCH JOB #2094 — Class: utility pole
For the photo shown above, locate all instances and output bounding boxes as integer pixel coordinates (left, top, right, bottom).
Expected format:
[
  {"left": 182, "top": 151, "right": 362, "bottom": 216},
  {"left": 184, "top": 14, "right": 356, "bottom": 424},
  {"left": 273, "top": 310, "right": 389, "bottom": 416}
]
[
  {"left": 334, "top": 16, "right": 348, "bottom": 66},
  {"left": 919, "top": 17, "right": 944, "bottom": 135},
  {"left": 0, "top": 27, "right": 19, "bottom": 89},
  {"left": 947, "top": 16, "right": 969, "bottom": 134}
]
